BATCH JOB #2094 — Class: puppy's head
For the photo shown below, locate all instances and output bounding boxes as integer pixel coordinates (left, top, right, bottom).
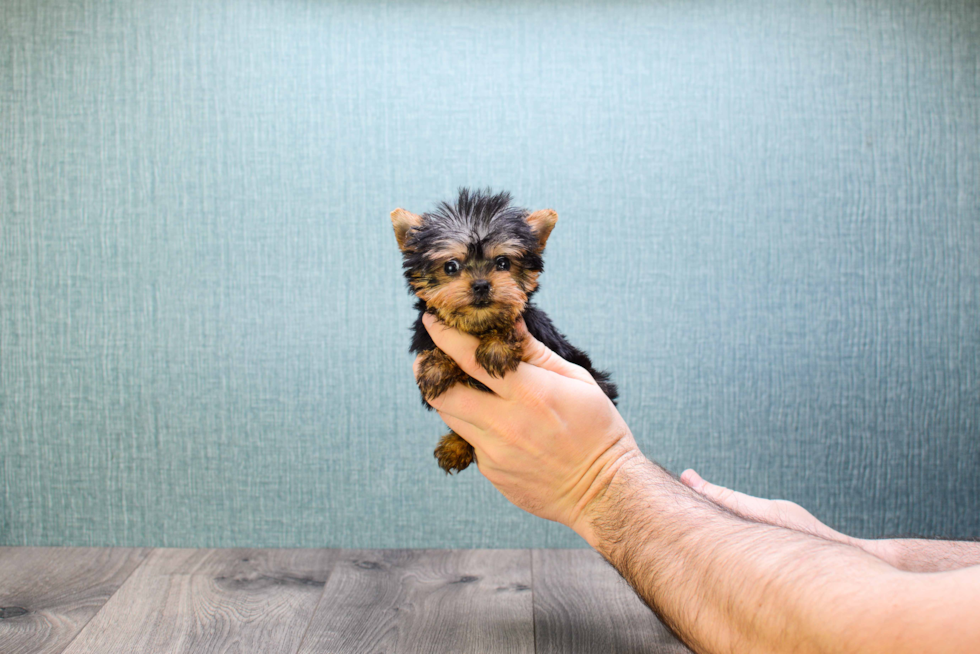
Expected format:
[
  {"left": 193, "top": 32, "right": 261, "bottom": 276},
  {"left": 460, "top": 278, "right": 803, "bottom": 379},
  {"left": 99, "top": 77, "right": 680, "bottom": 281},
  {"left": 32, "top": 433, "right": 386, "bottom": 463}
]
[{"left": 391, "top": 188, "right": 557, "bottom": 334}]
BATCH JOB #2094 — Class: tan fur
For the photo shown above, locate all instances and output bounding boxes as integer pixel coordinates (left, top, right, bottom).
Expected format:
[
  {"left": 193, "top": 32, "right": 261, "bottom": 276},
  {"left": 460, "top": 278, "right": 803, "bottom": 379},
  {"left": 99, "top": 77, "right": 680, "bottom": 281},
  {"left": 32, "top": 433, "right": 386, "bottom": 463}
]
[
  {"left": 415, "top": 348, "right": 467, "bottom": 402},
  {"left": 391, "top": 208, "right": 422, "bottom": 251},
  {"left": 526, "top": 209, "right": 558, "bottom": 251},
  {"left": 418, "top": 276, "right": 475, "bottom": 317},
  {"left": 487, "top": 270, "right": 529, "bottom": 311},
  {"left": 395, "top": 202, "right": 563, "bottom": 474},
  {"left": 427, "top": 242, "right": 469, "bottom": 263},
  {"left": 485, "top": 241, "right": 526, "bottom": 260},
  {"left": 521, "top": 270, "right": 540, "bottom": 294},
  {"left": 434, "top": 431, "right": 474, "bottom": 473},
  {"left": 415, "top": 267, "right": 530, "bottom": 335},
  {"left": 475, "top": 328, "right": 525, "bottom": 377}
]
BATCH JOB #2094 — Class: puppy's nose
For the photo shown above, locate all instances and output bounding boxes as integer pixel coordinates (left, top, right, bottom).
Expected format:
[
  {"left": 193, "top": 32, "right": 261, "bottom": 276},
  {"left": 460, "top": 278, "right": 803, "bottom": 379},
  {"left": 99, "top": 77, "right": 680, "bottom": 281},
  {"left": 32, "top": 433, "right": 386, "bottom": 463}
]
[{"left": 472, "top": 279, "right": 491, "bottom": 297}]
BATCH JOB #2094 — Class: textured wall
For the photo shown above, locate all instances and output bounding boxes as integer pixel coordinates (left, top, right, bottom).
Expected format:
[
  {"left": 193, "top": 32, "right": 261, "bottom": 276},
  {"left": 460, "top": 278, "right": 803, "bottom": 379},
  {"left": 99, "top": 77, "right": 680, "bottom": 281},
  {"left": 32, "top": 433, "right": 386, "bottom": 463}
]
[{"left": 1, "top": 0, "right": 978, "bottom": 547}]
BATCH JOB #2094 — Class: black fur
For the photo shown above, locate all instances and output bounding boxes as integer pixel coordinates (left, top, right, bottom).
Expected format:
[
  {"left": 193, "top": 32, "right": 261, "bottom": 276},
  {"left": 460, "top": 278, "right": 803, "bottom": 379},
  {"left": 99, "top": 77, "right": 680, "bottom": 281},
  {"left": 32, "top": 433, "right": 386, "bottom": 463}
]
[
  {"left": 401, "top": 188, "right": 544, "bottom": 291},
  {"left": 520, "top": 304, "right": 618, "bottom": 403},
  {"left": 410, "top": 298, "right": 494, "bottom": 409},
  {"left": 405, "top": 188, "right": 617, "bottom": 405}
]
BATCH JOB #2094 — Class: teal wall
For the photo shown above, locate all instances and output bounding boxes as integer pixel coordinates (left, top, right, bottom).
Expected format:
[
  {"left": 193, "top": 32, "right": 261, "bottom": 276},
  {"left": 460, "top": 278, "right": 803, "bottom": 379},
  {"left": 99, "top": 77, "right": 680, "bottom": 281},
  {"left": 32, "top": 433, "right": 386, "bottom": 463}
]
[{"left": 2, "top": 0, "right": 978, "bottom": 547}]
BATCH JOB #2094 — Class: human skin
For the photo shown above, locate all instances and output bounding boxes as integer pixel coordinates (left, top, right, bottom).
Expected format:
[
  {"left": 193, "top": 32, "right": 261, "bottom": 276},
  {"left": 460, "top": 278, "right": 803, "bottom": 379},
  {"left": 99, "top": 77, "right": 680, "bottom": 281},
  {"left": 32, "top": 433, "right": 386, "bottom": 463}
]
[
  {"left": 679, "top": 469, "right": 980, "bottom": 574},
  {"left": 416, "top": 313, "right": 980, "bottom": 654}
]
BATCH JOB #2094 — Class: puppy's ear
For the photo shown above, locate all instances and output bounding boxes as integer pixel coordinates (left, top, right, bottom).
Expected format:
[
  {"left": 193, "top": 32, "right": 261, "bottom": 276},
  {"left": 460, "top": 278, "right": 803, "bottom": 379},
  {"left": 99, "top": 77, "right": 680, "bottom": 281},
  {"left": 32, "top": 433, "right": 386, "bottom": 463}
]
[
  {"left": 391, "top": 208, "right": 423, "bottom": 251},
  {"left": 526, "top": 209, "right": 558, "bottom": 251}
]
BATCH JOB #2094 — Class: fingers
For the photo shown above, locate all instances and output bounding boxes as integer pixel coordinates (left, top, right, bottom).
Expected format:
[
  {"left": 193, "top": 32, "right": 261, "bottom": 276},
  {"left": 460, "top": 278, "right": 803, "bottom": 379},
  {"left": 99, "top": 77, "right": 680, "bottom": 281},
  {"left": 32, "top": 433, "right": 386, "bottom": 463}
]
[
  {"left": 424, "top": 379, "right": 503, "bottom": 432},
  {"left": 680, "top": 469, "right": 706, "bottom": 491},
  {"left": 681, "top": 469, "right": 743, "bottom": 510},
  {"left": 437, "top": 410, "right": 492, "bottom": 468},
  {"left": 683, "top": 470, "right": 788, "bottom": 527},
  {"left": 518, "top": 327, "right": 599, "bottom": 387},
  {"left": 423, "top": 313, "right": 597, "bottom": 397},
  {"left": 682, "top": 470, "right": 851, "bottom": 544},
  {"left": 437, "top": 410, "right": 483, "bottom": 444},
  {"left": 413, "top": 351, "right": 501, "bottom": 431},
  {"left": 422, "top": 313, "right": 513, "bottom": 395}
]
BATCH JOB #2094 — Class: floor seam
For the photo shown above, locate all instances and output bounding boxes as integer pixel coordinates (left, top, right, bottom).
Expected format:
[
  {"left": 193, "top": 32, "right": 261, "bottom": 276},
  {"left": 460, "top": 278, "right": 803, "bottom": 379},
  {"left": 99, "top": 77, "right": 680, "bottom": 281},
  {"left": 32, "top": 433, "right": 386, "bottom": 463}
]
[
  {"left": 56, "top": 546, "right": 157, "bottom": 654},
  {"left": 292, "top": 548, "right": 340, "bottom": 654},
  {"left": 530, "top": 548, "right": 537, "bottom": 654}
]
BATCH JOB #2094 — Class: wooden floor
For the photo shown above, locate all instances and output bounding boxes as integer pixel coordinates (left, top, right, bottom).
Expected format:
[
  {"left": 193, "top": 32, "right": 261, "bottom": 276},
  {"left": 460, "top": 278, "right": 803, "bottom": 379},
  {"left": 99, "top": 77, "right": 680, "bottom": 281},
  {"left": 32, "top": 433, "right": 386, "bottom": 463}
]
[{"left": 0, "top": 547, "right": 692, "bottom": 653}]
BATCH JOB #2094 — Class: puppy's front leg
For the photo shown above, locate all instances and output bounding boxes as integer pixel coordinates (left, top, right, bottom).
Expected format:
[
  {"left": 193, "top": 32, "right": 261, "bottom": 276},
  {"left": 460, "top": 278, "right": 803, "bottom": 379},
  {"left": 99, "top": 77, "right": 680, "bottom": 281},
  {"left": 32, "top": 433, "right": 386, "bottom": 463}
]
[
  {"left": 475, "top": 328, "right": 524, "bottom": 378},
  {"left": 415, "top": 347, "right": 467, "bottom": 402}
]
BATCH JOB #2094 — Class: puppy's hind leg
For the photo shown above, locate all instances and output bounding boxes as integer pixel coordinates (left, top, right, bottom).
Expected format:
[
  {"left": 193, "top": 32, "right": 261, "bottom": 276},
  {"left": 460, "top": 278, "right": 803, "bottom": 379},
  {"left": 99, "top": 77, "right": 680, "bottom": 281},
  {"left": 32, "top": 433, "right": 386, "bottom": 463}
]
[{"left": 434, "top": 431, "right": 475, "bottom": 474}]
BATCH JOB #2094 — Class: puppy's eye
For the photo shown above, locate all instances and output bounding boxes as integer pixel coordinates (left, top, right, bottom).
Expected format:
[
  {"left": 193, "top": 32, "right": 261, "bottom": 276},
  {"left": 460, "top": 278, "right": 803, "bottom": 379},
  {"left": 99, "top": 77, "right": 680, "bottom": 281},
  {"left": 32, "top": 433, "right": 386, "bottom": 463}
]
[
  {"left": 495, "top": 256, "right": 510, "bottom": 271},
  {"left": 444, "top": 260, "right": 460, "bottom": 275}
]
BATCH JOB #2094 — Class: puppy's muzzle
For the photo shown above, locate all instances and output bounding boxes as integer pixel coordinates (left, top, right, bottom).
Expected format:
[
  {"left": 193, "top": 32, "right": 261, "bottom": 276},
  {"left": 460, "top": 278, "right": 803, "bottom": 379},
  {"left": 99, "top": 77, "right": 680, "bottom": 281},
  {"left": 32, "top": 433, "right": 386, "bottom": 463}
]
[{"left": 472, "top": 279, "right": 492, "bottom": 306}]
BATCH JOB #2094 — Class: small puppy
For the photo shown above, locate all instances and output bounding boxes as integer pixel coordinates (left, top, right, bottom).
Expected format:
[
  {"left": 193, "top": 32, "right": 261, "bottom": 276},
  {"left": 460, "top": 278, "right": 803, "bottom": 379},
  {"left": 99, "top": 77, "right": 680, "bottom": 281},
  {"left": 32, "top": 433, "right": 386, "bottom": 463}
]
[{"left": 391, "top": 188, "right": 617, "bottom": 473}]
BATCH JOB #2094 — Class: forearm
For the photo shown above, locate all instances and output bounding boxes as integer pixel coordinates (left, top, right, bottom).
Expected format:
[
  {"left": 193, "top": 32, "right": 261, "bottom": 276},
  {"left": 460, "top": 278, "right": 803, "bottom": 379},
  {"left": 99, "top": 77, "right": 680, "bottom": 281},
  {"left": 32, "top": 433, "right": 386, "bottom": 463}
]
[
  {"left": 417, "top": 313, "right": 980, "bottom": 650},
  {"left": 575, "top": 455, "right": 907, "bottom": 654},
  {"left": 859, "top": 537, "right": 980, "bottom": 573},
  {"left": 678, "top": 468, "right": 980, "bottom": 575}
]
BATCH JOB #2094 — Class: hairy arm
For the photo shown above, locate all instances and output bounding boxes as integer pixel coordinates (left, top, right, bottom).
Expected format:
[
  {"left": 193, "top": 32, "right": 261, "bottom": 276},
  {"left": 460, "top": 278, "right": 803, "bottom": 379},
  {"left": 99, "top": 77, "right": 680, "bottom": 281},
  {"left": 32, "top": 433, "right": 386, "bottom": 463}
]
[
  {"left": 680, "top": 469, "right": 980, "bottom": 573},
  {"left": 418, "top": 314, "right": 980, "bottom": 654},
  {"left": 870, "top": 538, "right": 980, "bottom": 573},
  {"left": 583, "top": 458, "right": 980, "bottom": 653}
]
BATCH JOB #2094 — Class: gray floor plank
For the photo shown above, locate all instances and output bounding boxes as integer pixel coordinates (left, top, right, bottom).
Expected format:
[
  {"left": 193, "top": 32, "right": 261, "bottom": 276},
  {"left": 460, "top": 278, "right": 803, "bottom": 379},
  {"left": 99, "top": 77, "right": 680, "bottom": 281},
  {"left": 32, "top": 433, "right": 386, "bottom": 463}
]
[
  {"left": 532, "top": 549, "right": 694, "bottom": 654},
  {"left": 0, "top": 547, "right": 151, "bottom": 654},
  {"left": 60, "top": 547, "right": 338, "bottom": 654},
  {"left": 297, "top": 549, "right": 534, "bottom": 654}
]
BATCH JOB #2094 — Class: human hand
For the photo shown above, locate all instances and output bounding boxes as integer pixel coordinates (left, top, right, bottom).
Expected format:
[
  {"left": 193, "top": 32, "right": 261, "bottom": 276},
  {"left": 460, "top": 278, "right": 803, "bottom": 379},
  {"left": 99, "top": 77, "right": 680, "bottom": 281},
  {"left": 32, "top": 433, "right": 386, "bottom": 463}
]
[
  {"left": 416, "top": 313, "right": 643, "bottom": 537},
  {"left": 680, "top": 469, "right": 859, "bottom": 547}
]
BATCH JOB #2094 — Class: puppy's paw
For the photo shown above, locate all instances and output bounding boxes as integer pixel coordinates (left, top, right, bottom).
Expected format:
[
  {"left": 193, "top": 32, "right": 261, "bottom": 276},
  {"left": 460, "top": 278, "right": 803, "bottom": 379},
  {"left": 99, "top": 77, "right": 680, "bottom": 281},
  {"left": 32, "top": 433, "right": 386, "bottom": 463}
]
[
  {"left": 416, "top": 348, "right": 465, "bottom": 402},
  {"left": 434, "top": 432, "right": 474, "bottom": 473},
  {"left": 475, "top": 334, "right": 523, "bottom": 378}
]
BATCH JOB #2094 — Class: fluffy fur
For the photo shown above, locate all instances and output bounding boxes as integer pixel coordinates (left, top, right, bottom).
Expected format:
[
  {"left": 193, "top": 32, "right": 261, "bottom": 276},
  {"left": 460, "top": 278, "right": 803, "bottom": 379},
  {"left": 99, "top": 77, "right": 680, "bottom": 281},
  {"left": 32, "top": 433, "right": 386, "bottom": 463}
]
[{"left": 392, "top": 188, "right": 617, "bottom": 473}]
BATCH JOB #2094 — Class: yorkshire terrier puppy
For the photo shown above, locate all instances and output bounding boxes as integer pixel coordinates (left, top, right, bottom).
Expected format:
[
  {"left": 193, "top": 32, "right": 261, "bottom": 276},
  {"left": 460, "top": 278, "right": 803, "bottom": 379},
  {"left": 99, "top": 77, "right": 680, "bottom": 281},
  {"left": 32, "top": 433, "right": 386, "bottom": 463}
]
[{"left": 391, "top": 188, "right": 617, "bottom": 473}]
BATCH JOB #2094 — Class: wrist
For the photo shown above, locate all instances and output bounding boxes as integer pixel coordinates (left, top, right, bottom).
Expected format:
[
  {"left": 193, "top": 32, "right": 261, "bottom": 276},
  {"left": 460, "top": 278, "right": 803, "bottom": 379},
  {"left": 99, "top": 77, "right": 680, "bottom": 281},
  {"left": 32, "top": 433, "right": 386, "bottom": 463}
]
[{"left": 568, "top": 444, "right": 654, "bottom": 551}]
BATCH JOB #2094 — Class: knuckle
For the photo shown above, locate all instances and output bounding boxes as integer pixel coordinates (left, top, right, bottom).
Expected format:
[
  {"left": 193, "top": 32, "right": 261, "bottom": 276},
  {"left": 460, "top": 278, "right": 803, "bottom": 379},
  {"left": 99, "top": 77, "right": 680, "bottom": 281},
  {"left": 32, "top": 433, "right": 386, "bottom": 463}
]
[
  {"left": 456, "top": 392, "right": 482, "bottom": 418},
  {"left": 512, "top": 378, "right": 552, "bottom": 408},
  {"left": 773, "top": 499, "right": 800, "bottom": 513},
  {"left": 707, "top": 484, "right": 727, "bottom": 500},
  {"left": 458, "top": 352, "right": 481, "bottom": 377},
  {"left": 717, "top": 490, "right": 739, "bottom": 508}
]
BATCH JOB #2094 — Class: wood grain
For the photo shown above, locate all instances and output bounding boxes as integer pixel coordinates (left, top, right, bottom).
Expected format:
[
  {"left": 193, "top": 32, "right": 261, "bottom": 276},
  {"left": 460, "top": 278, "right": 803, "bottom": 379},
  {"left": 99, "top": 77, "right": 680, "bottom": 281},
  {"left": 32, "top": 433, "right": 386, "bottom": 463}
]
[
  {"left": 60, "top": 547, "right": 338, "bottom": 654},
  {"left": 532, "top": 549, "right": 693, "bottom": 654},
  {"left": 297, "top": 549, "right": 534, "bottom": 654},
  {"left": 1, "top": 547, "right": 700, "bottom": 652},
  {"left": 0, "top": 547, "right": 151, "bottom": 654}
]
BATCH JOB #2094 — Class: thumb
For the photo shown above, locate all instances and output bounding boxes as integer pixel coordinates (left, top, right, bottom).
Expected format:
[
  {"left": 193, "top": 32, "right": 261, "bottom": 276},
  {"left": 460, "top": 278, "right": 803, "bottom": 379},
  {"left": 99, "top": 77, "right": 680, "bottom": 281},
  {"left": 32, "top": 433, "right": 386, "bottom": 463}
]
[
  {"left": 421, "top": 312, "right": 501, "bottom": 391},
  {"left": 517, "top": 319, "right": 600, "bottom": 386},
  {"left": 680, "top": 469, "right": 706, "bottom": 492},
  {"left": 681, "top": 469, "right": 745, "bottom": 513}
]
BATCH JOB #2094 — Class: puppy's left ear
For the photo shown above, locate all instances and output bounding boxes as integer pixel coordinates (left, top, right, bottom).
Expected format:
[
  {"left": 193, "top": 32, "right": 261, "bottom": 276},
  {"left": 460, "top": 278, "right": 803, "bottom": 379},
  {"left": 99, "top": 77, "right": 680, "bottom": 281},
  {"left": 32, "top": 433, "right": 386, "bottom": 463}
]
[
  {"left": 391, "top": 208, "right": 423, "bottom": 251},
  {"left": 526, "top": 209, "right": 558, "bottom": 251}
]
